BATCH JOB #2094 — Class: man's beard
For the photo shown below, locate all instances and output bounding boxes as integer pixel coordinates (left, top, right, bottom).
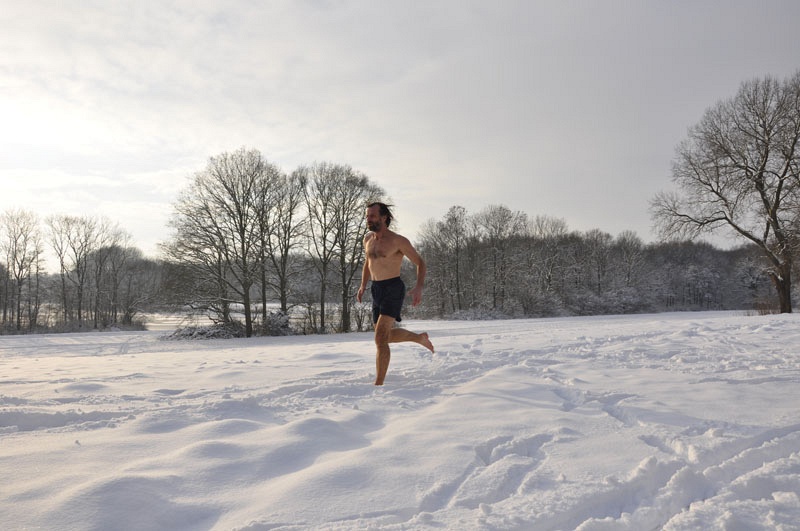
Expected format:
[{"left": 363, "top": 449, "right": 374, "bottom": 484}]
[{"left": 367, "top": 221, "right": 381, "bottom": 232}]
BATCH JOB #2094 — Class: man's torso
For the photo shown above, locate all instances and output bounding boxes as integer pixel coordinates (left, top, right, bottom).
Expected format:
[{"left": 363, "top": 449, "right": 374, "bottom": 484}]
[{"left": 365, "top": 231, "right": 404, "bottom": 281}]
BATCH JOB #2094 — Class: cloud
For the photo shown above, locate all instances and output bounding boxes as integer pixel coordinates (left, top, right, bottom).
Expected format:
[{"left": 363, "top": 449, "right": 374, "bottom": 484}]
[{"left": 1, "top": 0, "right": 799, "bottom": 258}]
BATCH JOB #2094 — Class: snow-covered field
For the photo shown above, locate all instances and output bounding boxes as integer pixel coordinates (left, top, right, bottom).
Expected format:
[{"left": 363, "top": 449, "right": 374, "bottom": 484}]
[{"left": 1, "top": 312, "right": 799, "bottom": 530}]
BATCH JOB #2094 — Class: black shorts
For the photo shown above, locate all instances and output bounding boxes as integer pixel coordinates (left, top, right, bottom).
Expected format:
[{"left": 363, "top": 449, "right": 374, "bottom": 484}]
[{"left": 371, "top": 277, "right": 405, "bottom": 323}]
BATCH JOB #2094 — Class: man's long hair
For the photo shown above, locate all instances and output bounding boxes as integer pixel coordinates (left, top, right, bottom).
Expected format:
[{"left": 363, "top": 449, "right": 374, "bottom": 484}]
[{"left": 368, "top": 202, "right": 394, "bottom": 227}]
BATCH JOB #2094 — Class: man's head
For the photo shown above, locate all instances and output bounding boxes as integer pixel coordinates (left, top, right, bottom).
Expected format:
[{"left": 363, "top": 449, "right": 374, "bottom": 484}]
[{"left": 366, "top": 202, "right": 394, "bottom": 232}]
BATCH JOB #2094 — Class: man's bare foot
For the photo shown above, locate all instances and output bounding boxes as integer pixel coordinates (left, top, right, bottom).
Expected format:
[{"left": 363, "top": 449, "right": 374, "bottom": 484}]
[{"left": 419, "top": 332, "right": 434, "bottom": 353}]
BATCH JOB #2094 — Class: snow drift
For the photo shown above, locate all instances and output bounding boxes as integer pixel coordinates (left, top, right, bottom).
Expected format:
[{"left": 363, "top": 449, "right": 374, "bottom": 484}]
[{"left": 1, "top": 312, "right": 799, "bottom": 530}]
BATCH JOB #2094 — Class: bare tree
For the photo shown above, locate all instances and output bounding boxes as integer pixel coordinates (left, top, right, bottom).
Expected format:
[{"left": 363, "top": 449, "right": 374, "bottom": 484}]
[
  {"left": 652, "top": 72, "right": 800, "bottom": 312},
  {"left": 441, "top": 205, "right": 469, "bottom": 312},
  {"left": 416, "top": 218, "right": 451, "bottom": 316},
  {"left": 612, "top": 231, "right": 645, "bottom": 288},
  {"left": 89, "top": 221, "right": 131, "bottom": 328},
  {"left": 48, "top": 215, "right": 72, "bottom": 323},
  {"left": 47, "top": 215, "right": 100, "bottom": 327},
  {"left": 257, "top": 168, "right": 306, "bottom": 317},
  {"left": 1, "top": 210, "right": 43, "bottom": 330},
  {"left": 330, "top": 169, "right": 383, "bottom": 332},
  {"left": 417, "top": 206, "right": 476, "bottom": 314},
  {"left": 583, "top": 229, "right": 613, "bottom": 294},
  {"left": 474, "top": 204, "right": 527, "bottom": 311},
  {"left": 527, "top": 215, "right": 569, "bottom": 296},
  {"left": 118, "top": 251, "right": 162, "bottom": 325},
  {"left": 165, "top": 148, "right": 269, "bottom": 336},
  {"left": 164, "top": 202, "right": 233, "bottom": 326},
  {"left": 529, "top": 215, "right": 569, "bottom": 240},
  {"left": 104, "top": 243, "right": 136, "bottom": 324},
  {"left": 301, "top": 162, "right": 383, "bottom": 332},
  {"left": 250, "top": 159, "right": 285, "bottom": 325},
  {"left": 299, "top": 163, "right": 339, "bottom": 332}
]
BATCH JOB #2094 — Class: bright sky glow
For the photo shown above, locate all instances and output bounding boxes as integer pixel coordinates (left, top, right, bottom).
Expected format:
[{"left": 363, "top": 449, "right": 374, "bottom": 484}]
[{"left": 2, "top": 1, "right": 799, "bottom": 258}]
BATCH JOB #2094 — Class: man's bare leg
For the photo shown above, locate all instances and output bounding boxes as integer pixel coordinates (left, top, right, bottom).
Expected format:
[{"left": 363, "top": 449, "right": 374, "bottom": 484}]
[
  {"left": 374, "top": 315, "right": 394, "bottom": 385},
  {"left": 373, "top": 316, "right": 435, "bottom": 385},
  {"left": 388, "top": 327, "right": 435, "bottom": 353}
]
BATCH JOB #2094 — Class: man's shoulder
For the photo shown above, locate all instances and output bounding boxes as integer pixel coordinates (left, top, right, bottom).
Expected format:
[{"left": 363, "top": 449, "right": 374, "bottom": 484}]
[
  {"left": 386, "top": 230, "right": 410, "bottom": 246},
  {"left": 392, "top": 231, "right": 410, "bottom": 244}
]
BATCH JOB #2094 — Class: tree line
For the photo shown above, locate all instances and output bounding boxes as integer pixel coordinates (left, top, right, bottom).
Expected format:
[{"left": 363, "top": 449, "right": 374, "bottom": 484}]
[
  {"left": 156, "top": 148, "right": 776, "bottom": 337},
  {"left": 411, "top": 205, "right": 775, "bottom": 320},
  {"left": 0, "top": 192, "right": 778, "bottom": 335},
  {"left": 0, "top": 210, "right": 163, "bottom": 333},
  {"left": 4, "top": 70, "right": 798, "bottom": 334},
  {"left": 0, "top": 169, "right": 778, "bottom": 337}
]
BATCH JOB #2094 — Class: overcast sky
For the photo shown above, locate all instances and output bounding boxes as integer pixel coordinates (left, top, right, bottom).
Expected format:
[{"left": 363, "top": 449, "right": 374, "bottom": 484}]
[{"left": 2, "top": 1, "right": 799, "bottom": 259}]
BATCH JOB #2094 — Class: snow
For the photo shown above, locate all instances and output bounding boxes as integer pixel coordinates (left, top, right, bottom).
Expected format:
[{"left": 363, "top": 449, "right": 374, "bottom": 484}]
[{"left": 1, "top": 311, "right": 800, "bottom": 530}]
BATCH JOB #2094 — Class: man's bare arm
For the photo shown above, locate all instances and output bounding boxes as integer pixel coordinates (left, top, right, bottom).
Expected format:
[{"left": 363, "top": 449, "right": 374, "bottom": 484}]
[
  {"left": 357, "top": 236, "right": 371, "bottom": 303},
  {"left": 398, "top": 236, "right": 426, "bottom": 306}
]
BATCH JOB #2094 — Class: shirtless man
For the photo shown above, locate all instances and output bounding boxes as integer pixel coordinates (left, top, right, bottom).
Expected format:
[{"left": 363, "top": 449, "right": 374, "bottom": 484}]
[{"left": 356, "top": 202, "right": 434, "bottom": 385}]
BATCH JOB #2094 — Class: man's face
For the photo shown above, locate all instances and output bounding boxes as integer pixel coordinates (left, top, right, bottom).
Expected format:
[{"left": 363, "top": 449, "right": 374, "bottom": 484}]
[{"left": 366, "top": 206, "right": 383, "bottom": 232}]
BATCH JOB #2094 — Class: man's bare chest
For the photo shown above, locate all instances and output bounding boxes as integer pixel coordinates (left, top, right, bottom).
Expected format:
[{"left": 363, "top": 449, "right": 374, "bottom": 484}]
[{"left": 367, "top": 239, "right": 401, "bottom": 260}]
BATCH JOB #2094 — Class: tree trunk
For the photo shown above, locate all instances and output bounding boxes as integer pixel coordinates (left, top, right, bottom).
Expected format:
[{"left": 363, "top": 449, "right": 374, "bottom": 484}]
[
  {"left": 319, "top": 262, "right": 327, "bottom": 333},
  {"left": 260, "top": 253, "right": 268, "bottom": 329},
  {"left": 341, "top": 290, "right": 351, "bottom": 333},
  {"left": 242, "top": 283, "right": 253, "bottom": 337},
  {"left": 280, "top": 274, "right": 288, "bottom": 313},
  {"left": 771, "top": 263, "right": 792, "bottom": 313},
  {"left": 15, "top": 284, "right": 22, "bottom": 331}
]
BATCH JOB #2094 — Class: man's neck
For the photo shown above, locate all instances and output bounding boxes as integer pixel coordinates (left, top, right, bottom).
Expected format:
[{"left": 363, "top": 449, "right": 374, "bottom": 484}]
[{"left": 373, "top": 227, "right": 391, "bottom": 239}]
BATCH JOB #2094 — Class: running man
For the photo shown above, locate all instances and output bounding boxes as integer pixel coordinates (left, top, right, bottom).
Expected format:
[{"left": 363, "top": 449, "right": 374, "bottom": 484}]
[{"left": 356, "top": 202, "right": 434, "bottom": 385}]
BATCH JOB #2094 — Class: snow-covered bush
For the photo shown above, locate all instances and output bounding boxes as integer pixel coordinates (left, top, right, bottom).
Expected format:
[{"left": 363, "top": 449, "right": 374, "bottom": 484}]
[
  {"left": 161, "top": 322, "right": 246, "bottom": 340},
  {"left": 261, "top": 310, "right": 291, "bottom": 336}
]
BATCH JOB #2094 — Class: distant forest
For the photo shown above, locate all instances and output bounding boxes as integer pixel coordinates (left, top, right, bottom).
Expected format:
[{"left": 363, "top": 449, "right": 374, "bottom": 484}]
[
  {"left": 0, "top": 151, "right": 779, "bottom": 336},
  {"left": 411, "top": 205, "right": 775, "bottom": 320}
]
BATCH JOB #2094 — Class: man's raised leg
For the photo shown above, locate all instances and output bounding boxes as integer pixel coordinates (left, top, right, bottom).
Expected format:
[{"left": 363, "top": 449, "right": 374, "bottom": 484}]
[
  {"left": 374, "top": 316, "right": 435, "bottom": 385},
  {"left": 388, "top": 327, "right": 435, "bottom": 353}
]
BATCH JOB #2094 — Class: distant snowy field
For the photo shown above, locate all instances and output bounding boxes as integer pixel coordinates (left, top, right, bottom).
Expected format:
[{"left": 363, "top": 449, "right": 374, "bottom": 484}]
[{"left": 1, "top": 312, "right": 799, "bottom": 530}]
